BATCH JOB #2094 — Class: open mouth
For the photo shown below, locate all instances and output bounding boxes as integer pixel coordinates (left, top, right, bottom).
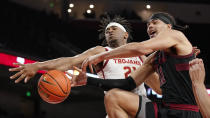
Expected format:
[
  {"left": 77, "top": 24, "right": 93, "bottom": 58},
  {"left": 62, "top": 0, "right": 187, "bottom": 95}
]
[{"left": 149, "top": 30, "right": 157, "bottom": 38}]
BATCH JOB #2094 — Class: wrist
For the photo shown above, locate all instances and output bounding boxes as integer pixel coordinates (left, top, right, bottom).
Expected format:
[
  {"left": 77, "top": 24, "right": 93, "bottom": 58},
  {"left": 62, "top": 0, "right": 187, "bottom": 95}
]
[
  {"left": 34, "top": 62, "right": 41, "bottom": 70},
  {"left": 192, "top": 81, "right": 205, "bottom": 88},
  {"left": 102, "top": 51, "right": 109, "bottom": 60}
]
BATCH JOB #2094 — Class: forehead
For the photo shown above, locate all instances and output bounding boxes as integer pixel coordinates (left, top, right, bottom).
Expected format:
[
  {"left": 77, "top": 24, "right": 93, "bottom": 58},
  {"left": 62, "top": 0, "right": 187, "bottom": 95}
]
[
  {"left": 147, "top": 19, "right": 161, "bottom": 24},
  {"left": 105, "top": 26, "right": 119, "bottom": 31},
  {"left": 147, "top": 19, "right": 166, "bottom": 26},
  {"left": 106, "top": 25, "right": 118, "bottom": 29}
]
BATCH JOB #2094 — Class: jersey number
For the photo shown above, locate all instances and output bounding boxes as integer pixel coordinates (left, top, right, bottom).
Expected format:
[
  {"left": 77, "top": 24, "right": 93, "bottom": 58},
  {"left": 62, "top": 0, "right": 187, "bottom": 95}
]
[{"left": 123, "top": 66, "right": 136, "bottom": 78}]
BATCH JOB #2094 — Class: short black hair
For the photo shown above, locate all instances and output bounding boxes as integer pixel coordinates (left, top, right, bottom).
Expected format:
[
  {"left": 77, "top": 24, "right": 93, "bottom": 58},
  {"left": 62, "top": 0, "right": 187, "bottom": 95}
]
[{"left": 99, "top": 14, "right": 133, "bottom": 46}]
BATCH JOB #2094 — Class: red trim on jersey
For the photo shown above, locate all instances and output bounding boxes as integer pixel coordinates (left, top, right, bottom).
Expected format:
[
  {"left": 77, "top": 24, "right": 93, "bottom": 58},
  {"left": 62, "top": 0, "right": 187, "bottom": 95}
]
[
  {"left": 166, "top": 50, "right": 194, "bottom": 59},
  {"left": 101, "top": 69, "right": 106, "bottom": 79},
  {"left": 152, "top": 102, "right": 158, "bottom": 118},
  {"left": 96, "top": 60, "right": 109, "bottom": 73},
  {"left": 138, "top": 56, "right": 143, "bottom": 64},
  {"left": 175, "top": 63, "right": 189, "bottom": 71},
  {"left": 105, "top": 48, "right": 109, "bottom": 51},
  {"left": 164, "top": 103, "right": 199, "bottom": 112},
  {"left": 96, "top": 47, "right": 110, "bottom": 73}
]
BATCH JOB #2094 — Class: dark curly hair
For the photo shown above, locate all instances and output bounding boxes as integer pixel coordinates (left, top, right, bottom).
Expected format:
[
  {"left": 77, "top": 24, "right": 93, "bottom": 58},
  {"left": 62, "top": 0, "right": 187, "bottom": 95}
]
[{"left": 98, "top": 14, "right": 133, "bottom": 46}]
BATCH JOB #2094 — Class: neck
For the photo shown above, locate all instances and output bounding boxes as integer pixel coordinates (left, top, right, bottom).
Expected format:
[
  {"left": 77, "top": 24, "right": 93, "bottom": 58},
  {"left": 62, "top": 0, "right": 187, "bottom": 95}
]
[{"left": 108, "top": 40, "right": 126, "bottom": 48}]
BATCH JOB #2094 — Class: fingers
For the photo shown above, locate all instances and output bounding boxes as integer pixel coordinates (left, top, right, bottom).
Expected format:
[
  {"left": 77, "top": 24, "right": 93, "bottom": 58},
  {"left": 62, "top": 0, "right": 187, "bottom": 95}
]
[
  {"left": 10, "top": 71, "right": 24, "bottom": 79},
  {"left": 24, "top": 76, "right": 30, "bottom": 83},
  {"left": 189, "top": 58, "right": 201, "bottom": 66},
  {"left": 193, "top": 46, "right": 200, "bottom": 56},
  {"left": 189, "top": 58, "right": 204, "bottom": 72},
  {"left": 66, "top": 71, "right": 78, "bottom": 87},
  {"left": 73, "top": 66, "right": 82, "bottom": 73},
  {"left": 89, "top": 64, "right": 94, "bottom": 73},
  {"left": 13, "top": 63, "right": 24, "bottom": 66},
  {"left": 194, "top": 49, "right": 201, "bottom": 56},
  {"left": 15, "top": 73, "right": 26, "bottom": 83},
  {"left": 81, "top": 59, "right": 88, "bottom": 72},
  {"left": 9, "top": 63, "right": 25, "bottom": 72},
  {"left": 65, "top": 71, "right": 74, "bottom": 78},
  {"left": 9, "top": 66, "right": 24, "bottom": 72}
]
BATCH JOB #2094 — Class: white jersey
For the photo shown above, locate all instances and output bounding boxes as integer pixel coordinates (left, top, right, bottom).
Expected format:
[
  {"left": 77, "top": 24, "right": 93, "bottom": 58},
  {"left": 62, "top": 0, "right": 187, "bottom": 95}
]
[{"left": 96, "top": 47, "right": 146, "bottom": 96}]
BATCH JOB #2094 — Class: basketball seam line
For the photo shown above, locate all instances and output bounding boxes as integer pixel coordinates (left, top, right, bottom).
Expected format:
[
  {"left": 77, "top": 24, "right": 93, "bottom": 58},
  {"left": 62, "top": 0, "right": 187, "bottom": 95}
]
[
  {"left": 39, "top": 82, "right": 66, "bottom": 97},
  {"left": 42, "top": 75, "right": 56, "bottom": 86},
  {"left": 62, "top": 73, "right": 70, "bottom": 94},
  {"left": 46, "top": 73, "right": 68, "bottom": 95}
]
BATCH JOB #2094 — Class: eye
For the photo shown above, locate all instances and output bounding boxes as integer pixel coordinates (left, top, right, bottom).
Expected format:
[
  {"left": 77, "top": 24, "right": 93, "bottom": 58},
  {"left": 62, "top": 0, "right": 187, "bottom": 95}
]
[
  {"left": 105, "top": 28, "right": 110, "bottom": 34},
  {"left": 153, "top": 20, "right": 158, "bottom": 24}
]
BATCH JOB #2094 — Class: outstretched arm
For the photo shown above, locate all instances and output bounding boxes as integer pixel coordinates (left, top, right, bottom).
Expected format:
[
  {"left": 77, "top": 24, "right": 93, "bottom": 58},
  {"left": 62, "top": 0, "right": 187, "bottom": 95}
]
[
  {"left": 9, "top": 46, "right": 105, "bottom": 83},
  {"left": 82, "top": 30, "right": 185, "bottom": 72},
  {"left": 189, "top": 58, "right": 210, "bottom": 118}
]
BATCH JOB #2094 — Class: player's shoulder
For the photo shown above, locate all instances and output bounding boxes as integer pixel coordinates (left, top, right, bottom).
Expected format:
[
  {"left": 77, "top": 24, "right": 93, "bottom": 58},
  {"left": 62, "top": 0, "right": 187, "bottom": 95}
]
[
  {"left": 171, "top": 29, "right": 185, "bottom": 37},
  {"left": 170, "top": 29, "right": 187, "bottom": 41}
]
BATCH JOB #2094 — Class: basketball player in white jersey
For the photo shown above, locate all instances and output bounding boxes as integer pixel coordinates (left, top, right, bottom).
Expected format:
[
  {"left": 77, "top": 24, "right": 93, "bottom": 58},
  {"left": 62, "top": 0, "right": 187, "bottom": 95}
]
[
  {"left": 9, "top": 15, "right": 160, "bottom": 118},
  {"left": 97, "top": 46, "right": 146, "bottom": 96}
]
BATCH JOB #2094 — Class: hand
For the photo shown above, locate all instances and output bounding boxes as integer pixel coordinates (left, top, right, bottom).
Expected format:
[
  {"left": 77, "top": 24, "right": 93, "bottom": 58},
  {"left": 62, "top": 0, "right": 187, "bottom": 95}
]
[
  {"left": 9, "top": 63, "right": 39, "bottom": 83},
  {"left": 66, "top": 66, "right": 87, "bottom": 87},
  {"left": 81, "top": 53, "right": 105, "bottom": 73},
  {"left": 193, "top": 46, "right": 201, "bottom": 57},
  {"left": 189, "top": 58, "right": 205, "bottom": 85}
]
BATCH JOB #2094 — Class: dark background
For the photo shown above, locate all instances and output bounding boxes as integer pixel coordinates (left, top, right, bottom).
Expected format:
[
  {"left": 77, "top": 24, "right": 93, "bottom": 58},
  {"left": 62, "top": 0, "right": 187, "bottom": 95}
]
[{"left": 1, "top": 0, "right": 210, "bottom": 118}]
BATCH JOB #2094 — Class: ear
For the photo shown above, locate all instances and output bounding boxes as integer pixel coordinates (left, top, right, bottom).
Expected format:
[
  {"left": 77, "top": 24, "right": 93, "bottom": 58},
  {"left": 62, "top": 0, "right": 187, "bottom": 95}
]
[
  {"left": 167, "top": 24, "right": 172, "bottom": 29},
  {"left": 124, "top": 32, "right": 129, "bottom": 39}
]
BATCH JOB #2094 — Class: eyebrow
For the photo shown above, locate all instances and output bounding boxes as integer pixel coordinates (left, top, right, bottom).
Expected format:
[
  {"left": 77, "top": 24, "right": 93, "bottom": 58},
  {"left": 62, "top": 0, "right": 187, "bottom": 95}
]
[{"left": 147, "top": 19, "right": 158, "bottom": 25}]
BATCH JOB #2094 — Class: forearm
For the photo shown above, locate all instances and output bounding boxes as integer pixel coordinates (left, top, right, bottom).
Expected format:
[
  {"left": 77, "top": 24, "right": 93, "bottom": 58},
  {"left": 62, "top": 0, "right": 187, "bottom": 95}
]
[
  {"left": 36, "top": 57, "right": 79, "bottom": 71},
  {"left": 145, "top": 72, "right": 162, "bottom": 95},
  {"left": 102, "top": 42, "right": 152, "bottom": 60},
  {"left": 131, "top": 52, "right": 156, "bottom": 86},
  {"left": 192, "top": 83, "right": 210, "bottom": 118},
  {"left": 86, "top": 76, "right": 136, "bottom": 91},
  {"left": 36, "top": 46, "right": 105, "bottom": 71}
]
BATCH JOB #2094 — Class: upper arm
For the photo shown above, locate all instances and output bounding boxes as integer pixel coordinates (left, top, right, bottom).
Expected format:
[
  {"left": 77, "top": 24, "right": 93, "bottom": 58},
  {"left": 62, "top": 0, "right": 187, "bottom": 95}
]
[{"left": 136, "top": 30, "right": 182, "bottom": 55}]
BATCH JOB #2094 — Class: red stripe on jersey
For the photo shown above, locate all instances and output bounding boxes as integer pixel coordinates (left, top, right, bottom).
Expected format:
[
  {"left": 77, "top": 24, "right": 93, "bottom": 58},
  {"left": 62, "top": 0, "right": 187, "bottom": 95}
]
[
  {"left": 139, "top": 56, "right": 143, "bottom": 64},
  {"left": 105, "top": 47, "right": 109, "bottom": 51},
  {"left": 101, "top": 69, "right": 106, "bottom": 79},
  {"left": 96, "top": 60, "right": 109, "bottom": 73},
  {"left": 175, "top": 63, "right": 189, "bottom": 71},
  {"left": 152, "top": 102, "right": 158, "bottom": 118},
  {"left": 165, "top": 103, "right": 199, "bottom": 112},
  {"left": 96, "top": 47, "right": 110, "bottom": 73}
]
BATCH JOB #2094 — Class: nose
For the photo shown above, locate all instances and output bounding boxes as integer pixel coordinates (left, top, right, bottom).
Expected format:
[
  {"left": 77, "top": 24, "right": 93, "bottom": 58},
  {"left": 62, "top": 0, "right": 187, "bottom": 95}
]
[
  {"left": 148, "top": 24, "right": 154, "bottom": 30},
  {"left": 107, "top": 28, "right": 114, "bottom": 34}
]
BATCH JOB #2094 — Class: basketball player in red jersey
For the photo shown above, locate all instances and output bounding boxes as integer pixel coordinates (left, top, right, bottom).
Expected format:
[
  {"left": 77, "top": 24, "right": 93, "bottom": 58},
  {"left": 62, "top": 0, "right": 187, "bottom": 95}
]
[
  {"left": 81, "top": 12, "right": 202, "bottom": 118},
  {"left": 9, "top": 16, "right": 161, "bottom": 118}
]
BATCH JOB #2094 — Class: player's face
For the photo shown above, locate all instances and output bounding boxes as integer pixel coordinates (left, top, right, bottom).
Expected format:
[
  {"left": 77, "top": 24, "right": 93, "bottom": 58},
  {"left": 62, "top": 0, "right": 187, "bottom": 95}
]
[
  {"left": 105, "top": 26, "right": 128, "bottom": 44},
  {"left": 147, "top": 19, "right": 171, "bottom": 38}
]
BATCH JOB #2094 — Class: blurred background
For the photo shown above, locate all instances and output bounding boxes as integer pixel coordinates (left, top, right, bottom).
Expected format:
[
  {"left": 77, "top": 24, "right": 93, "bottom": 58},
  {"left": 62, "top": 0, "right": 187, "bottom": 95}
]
[{"left": 1, "top": 0, "right": 210, "bottom": 118}]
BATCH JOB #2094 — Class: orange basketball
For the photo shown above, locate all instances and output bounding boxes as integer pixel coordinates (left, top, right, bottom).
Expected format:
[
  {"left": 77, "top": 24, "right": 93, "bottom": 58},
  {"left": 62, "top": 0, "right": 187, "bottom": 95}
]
[{"left": 38, "top": 70, "right": 71, "bottom": 104}]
